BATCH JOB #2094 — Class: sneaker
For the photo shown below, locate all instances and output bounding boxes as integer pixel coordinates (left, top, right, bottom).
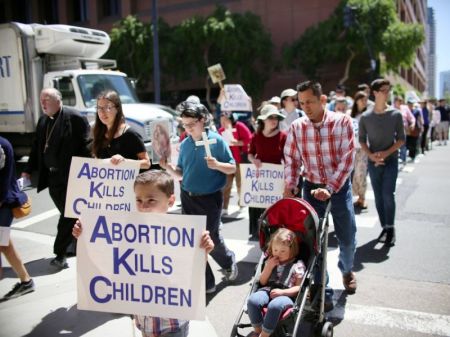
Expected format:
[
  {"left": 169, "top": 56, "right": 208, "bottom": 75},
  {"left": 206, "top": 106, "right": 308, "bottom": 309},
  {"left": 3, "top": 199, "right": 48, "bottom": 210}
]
[
  {"left": 205, "top": 285, "right": 216, "bottom": 294},
  {"left": 2, "top": 279, "right": 35, "bottom": 300},
  {"left": 377, "top": 229, "right": 387, "bottom": 243},
  {"left": 343, "top": 272, "right": 357, "bottom": 294},
  {"left": 225, "top": 262, "right": 239, "bottom": 281},
  {"left": 50, "top": 256, "right": 68, "bottom": 269}
]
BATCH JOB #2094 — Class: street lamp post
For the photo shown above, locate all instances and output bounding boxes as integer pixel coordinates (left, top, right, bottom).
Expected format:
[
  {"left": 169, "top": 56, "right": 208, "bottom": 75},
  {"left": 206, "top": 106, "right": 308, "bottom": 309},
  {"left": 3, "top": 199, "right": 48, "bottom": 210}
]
[{"left": 344, "top": 5, "right": 377, "bottom": 79}]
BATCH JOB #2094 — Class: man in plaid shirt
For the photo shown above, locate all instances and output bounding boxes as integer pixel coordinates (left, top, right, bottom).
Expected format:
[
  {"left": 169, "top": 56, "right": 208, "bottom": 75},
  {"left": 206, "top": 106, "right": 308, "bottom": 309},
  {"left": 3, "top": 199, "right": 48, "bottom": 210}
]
[{"left": 283, "top": 81, "right": 357, "bottom": 298}]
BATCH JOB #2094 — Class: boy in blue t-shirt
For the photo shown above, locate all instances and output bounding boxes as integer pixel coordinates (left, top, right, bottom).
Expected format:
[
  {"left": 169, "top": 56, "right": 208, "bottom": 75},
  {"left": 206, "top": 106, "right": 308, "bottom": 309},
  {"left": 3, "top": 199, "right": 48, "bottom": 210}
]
[{"left": 160, "top": 100, "right": 238, "bottom": 293}]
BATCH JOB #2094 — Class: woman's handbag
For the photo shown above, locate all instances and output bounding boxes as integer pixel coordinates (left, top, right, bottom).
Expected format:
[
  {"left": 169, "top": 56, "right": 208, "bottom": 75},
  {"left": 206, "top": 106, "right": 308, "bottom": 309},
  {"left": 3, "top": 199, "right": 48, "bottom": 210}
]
[{"left": 12, "top": 196, "right": 31, "bottom": 219}]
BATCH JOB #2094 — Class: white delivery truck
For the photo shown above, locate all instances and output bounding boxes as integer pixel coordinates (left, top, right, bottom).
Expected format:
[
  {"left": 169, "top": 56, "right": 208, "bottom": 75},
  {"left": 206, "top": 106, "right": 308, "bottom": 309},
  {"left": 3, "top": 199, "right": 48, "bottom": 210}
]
[{"left": 0, "top": 22, "right": 178, "bottom": 158}]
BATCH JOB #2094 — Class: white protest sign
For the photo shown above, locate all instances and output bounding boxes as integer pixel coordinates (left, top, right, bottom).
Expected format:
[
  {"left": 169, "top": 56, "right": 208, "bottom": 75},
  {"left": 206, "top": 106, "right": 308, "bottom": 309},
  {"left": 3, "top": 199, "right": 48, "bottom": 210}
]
[
  {"left": 0, "top": 227, "right": 11, "bottom": 246},
  {"left": 221, "top": 84, "right": 252, "bottom": 112},
  {"left": 239, "top": 163, "right": 285, "bottom": 208},
  {"left": 77, "top": 209, "right": 206, "bottom": 320},
  {"left": 221, "top": 128, "right": 235, "bottom": 145},
  {"left": 207, "top": 63, "right": 226, "bottom": 84},
  {"left": 65, "top": 157, "right": 140, "bottom": 218}
]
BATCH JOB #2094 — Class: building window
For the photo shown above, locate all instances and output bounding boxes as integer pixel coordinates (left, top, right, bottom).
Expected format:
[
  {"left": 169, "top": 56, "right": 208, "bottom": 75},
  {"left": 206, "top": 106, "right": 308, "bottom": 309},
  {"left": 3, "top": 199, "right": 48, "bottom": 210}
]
[
  {"left": 98, "top": 0, "right": 121, "bottom": 20},
  {"left": 69, "top": 0, "right": 88, "bottom": 23}
]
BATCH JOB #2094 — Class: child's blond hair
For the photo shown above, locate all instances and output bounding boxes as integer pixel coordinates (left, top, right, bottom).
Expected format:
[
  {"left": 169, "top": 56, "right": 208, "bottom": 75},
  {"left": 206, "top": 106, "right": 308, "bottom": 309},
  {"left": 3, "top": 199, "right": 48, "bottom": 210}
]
[{"left": 267, "top": 228, "right": 299, "bottom": 259}]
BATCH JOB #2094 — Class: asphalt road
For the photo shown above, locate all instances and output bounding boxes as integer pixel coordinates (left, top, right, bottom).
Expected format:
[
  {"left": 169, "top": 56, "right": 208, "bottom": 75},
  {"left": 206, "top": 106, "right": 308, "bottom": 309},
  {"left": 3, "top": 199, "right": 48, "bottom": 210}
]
[{"left": 1, "top": 143, "right": 450, "bottom": 337}]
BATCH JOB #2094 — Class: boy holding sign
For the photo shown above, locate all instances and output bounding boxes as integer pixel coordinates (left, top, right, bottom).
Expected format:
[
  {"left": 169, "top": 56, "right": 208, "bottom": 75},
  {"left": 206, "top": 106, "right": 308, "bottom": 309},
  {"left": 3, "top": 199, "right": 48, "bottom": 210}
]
[
  {"left": 160, "top": 100, "right": 238, "bottom": 293},
  {"left": 73, "top": 170, "right": 214, "bottom": 337}
]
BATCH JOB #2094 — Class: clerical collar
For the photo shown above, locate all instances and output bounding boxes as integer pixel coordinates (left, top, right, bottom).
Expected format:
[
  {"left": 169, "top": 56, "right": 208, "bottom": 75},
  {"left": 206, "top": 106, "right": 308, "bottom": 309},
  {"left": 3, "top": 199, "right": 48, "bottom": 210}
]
[{"left": 49, "top": 108, "right": 62, "bottom": 120}]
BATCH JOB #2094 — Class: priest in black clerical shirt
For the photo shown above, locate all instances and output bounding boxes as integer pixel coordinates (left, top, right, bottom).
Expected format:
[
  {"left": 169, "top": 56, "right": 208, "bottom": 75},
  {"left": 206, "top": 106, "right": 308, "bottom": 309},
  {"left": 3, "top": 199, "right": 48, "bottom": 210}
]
[{"left": 22, "top": 88, "right": 91, "bottom": 269}]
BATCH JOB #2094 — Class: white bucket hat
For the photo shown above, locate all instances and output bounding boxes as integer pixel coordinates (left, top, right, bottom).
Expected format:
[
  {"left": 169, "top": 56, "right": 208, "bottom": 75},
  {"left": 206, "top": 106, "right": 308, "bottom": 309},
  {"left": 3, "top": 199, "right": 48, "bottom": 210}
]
[
  {"left": 280, "top": 88, "right": 297, "bottom": 100},
  {"left": 257, "top": 104, "right": 285, "bottom": 121}
]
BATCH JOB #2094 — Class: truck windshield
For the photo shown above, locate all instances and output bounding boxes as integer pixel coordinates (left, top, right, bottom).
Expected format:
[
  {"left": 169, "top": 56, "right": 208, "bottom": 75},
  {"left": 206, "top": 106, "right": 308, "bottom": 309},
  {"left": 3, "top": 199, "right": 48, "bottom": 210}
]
[{"left": 78, "top": 74, "right": 139, "bottom": 108}]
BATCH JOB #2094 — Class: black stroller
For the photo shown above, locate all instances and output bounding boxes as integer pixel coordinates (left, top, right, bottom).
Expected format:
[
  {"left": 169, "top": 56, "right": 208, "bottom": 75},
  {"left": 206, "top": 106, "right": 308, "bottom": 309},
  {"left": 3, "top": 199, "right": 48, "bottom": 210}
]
[{"left": 230, "top": 197, "right": 333, "bottom": 337}]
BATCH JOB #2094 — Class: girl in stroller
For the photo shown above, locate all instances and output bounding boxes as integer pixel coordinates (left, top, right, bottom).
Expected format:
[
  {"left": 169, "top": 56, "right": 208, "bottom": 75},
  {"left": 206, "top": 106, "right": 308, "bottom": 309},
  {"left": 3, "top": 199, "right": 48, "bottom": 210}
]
[{"left": 246, "top": 228, "right": 306, "bottom": 337}]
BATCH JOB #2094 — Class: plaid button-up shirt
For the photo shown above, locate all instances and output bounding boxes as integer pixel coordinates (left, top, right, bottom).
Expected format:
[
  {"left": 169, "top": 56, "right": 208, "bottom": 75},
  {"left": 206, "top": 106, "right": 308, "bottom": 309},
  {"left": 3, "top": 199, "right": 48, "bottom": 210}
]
[
  {"left": 284, "top": 110, "right": 355, "bottom": 193},
  {"left": 134, "top": 315, "right": 187, "bottom": 337}
]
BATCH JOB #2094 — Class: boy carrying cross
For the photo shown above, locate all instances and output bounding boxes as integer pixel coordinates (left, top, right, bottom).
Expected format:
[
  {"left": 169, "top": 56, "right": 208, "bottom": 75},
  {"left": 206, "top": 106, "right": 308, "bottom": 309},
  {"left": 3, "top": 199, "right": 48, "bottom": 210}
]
[{"left": 160, "top": 100, "right": 238, "bottom": 293}]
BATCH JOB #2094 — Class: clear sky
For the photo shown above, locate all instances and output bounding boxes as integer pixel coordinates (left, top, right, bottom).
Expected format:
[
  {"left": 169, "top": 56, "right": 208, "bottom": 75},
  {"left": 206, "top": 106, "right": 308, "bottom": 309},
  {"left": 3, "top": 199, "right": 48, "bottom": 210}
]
[{"left": 428, "top": 0, "right": 450, "bottom": 97}]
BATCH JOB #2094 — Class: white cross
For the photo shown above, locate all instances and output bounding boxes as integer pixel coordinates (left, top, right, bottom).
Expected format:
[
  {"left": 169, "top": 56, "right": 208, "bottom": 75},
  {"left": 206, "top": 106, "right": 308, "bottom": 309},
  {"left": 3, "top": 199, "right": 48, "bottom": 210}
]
[{"left": 195, "top": 131, "right": 217, "bottom": 157}]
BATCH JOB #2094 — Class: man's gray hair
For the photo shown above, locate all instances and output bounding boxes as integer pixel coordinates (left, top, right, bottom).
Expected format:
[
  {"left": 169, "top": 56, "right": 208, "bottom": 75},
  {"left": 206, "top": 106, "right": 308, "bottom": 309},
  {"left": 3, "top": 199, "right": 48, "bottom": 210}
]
[{"left": 41, "top": 88, "right": 62, "bottom": 102}]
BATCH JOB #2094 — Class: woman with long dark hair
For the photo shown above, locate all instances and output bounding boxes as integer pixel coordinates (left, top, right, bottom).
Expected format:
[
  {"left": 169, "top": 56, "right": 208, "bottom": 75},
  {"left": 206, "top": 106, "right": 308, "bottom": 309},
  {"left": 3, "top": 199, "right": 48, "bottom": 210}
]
[{"left": 91, "top": 90, "right": 150, "bottom": 169}]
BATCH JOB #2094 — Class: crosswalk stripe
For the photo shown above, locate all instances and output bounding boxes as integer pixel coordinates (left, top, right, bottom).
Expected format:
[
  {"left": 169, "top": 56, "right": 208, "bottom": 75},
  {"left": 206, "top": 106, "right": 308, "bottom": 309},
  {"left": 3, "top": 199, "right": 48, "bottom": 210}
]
[
  {"left": 12, "top": 208, "right": 60, "bottom": 229},
  {"left": 227, "top": 238, "right": 450, "bottom": 336},
  {"left": 342, "top": 304, "right": 450, "bottom": 336}
]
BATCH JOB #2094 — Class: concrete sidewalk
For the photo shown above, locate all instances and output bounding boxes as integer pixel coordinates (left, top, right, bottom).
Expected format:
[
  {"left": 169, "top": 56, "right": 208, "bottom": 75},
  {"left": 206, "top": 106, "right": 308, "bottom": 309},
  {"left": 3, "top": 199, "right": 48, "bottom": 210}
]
[{"left": 0, "top": 229, "right": 218, "bottom": 337}]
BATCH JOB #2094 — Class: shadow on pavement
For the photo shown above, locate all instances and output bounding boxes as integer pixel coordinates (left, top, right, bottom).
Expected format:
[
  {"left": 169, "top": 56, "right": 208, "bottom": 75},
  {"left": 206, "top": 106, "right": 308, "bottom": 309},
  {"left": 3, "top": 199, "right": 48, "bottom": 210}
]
[
  {"left": 1, "top": 257, "right": 70, "bottom": 280},
  {"left": 353, "top": 239, "right": 391, "bottom": 272},
  {"left": 206, "top": 261, "right": 256, "bottom": 305},
  {"left": 22, "top": 304, "right": 126, "bottom": 337},
  {"left": 327, "top": 289, "right": 349, "bottom": 326}
]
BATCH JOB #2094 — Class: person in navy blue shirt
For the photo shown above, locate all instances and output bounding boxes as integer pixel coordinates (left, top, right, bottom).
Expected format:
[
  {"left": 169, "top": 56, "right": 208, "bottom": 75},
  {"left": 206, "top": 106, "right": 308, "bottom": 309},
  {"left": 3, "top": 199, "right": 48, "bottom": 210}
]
[
  {"left": 0, "top": 136, "right": 35, "bottom": 301},
  {"left": 160, "top": 100, "right": 238, "bottom": 294},
  {"left": 420, "top": 100, "right": 430, "bottom": 154}
]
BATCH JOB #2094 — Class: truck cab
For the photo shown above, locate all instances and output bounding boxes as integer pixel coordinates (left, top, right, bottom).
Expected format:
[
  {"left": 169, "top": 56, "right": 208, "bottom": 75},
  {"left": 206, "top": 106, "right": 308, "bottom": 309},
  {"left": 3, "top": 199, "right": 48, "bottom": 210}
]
[{"left": 0, "top": 22, "right": 178, "bottom": 158}]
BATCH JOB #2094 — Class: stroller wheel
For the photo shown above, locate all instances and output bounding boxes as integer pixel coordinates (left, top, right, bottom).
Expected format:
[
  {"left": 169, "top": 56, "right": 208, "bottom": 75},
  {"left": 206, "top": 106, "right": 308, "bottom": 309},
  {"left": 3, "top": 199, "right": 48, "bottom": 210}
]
[{"left": 320, "top": 322, "right": 333, "bottom": 337}]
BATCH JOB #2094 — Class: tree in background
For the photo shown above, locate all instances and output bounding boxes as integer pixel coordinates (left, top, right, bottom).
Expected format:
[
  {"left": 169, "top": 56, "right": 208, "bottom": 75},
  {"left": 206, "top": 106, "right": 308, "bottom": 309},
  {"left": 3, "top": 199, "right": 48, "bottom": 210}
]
[
  {"left": 167, "top": 6, "right": 273, "bottom": 108},
  {"left": 105, "top": 15, "right": 154, "bottom": 91},
  {"left": 283, "top": 0, "right": 425, "bottom": 87},
  {"left": 106, "top": 7, "right": 273, "bottom": 108}
]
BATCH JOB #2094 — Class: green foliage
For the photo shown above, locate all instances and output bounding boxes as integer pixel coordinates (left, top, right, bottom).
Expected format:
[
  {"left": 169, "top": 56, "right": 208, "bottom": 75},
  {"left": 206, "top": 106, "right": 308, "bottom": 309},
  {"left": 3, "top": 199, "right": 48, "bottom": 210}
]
[
  {"left": 106, "top": 6, "right": 273, "bottom": 100},
  {"left": 283, "top": 0, "right": 425, "bottom": 83},
  {"left": 392, "top": 83, "right": 406, "bottom": 98},
  {"left": 169, "top": 6, "right": 273, "bottom": 98},
  {"left": 105, "top": 15, "right": 154, "bottom": 90},
  {"left": 383, "top": 22, "right": 425, "bottom": 70}
]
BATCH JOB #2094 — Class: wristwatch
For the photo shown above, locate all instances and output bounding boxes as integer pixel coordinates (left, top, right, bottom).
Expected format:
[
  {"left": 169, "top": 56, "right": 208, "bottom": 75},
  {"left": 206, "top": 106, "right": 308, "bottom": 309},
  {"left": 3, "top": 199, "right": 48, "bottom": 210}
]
[{"left": 325, "top": 186, "right": 334, "bottom": 195}]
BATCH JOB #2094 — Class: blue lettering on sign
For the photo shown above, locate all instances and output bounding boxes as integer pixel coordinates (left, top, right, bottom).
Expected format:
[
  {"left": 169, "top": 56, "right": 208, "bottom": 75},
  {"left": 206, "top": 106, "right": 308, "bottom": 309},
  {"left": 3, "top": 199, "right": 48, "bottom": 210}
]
[
  {"left": 90, "top": 275, "right": 112, "bottom": 303},
  {"left": 90, "top": 215, "right": 113, "bottom": 244},
  {"left": 73, "top": 197, "right": 102, "bottom": 215},
  {"left": 0, "top": 56, "right": 12, "bottom": 78},
  {"left": 113, "top": 247, "right": 136, "bottom": 275}
]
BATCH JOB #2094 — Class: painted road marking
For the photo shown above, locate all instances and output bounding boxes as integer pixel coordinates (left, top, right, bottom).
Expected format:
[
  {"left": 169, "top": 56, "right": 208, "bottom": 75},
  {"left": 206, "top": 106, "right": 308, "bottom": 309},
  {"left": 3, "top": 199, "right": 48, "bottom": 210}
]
[
  {"left": 342, "top": 304, "right": 450, "bottom": 336},
  {"left": 12, "top": 208, "right": 60, "bottom": 229}
]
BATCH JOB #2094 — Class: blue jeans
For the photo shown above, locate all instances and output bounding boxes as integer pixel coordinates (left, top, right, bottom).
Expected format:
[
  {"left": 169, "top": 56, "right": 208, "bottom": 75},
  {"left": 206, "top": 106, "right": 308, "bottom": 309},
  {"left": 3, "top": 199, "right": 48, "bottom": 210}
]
[
  {"left": 247, "top": 290, "right": 294, "bottom": 334},
  {"left": 368, "top": 156, "right": 398, "bottom": 229},
  {"left": 303, "top": 179, "right": 357, "bottom": 274}
]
